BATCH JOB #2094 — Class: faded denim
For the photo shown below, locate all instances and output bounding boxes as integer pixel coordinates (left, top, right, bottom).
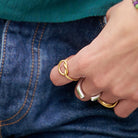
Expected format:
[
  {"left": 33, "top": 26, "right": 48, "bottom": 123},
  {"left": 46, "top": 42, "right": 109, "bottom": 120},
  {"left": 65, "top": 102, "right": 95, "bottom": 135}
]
[{"left": 0, "top": 17, "right": 137, "bottom": 138}]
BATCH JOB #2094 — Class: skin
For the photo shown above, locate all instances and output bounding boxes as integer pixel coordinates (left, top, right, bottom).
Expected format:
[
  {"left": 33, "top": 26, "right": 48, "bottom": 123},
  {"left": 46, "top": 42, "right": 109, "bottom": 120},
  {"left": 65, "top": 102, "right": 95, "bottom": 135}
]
[{"left": 50, "top": 0, "right": 138, "bottom": 118}]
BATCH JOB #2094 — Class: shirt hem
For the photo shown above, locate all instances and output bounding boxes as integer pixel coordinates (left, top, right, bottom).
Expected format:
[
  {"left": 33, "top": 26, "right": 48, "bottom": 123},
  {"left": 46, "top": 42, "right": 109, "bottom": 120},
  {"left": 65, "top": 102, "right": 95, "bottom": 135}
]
[{"left": 0, "top": 9, "right": 108, "bottom": 23}]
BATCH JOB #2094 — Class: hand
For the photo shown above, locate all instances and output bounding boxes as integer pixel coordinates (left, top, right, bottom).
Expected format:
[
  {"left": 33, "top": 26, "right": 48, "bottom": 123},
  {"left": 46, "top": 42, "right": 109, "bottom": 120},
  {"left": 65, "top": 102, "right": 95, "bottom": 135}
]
[{"left": 50, "top": 0, "right": 138, "bottom": 118}]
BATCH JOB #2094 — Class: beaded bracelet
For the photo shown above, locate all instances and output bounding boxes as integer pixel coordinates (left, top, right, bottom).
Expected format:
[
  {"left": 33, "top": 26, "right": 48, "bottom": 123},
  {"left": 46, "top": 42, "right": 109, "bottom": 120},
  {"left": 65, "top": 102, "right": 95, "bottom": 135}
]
[{"left": 132, "top": 0, "right": 138, "bottom": 9}]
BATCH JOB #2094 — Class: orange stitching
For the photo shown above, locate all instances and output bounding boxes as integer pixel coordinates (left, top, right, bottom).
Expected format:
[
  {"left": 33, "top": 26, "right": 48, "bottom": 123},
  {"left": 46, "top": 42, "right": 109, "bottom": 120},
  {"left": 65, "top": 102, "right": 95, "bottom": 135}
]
[
  {"left": 0, "top": 23, "right": 46, "bottom": 127},
  {"left": 0, "top": 23, "right": 40, "bottom": 123},
  {"left": 0, "top": 21, "right": 10, "bottom": 81}
]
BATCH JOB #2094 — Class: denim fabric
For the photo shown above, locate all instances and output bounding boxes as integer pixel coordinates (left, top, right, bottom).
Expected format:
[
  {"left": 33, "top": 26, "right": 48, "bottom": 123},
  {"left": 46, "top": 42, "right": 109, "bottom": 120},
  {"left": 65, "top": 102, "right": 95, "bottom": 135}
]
[{"left": 0, "top": 17, "right": 137, "bottom": 138}]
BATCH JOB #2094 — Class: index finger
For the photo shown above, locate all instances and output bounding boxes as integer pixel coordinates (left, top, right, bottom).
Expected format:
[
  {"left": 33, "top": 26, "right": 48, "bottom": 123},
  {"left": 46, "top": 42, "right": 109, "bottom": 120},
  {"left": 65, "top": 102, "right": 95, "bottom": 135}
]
[{"left": 50, "top": 55, "right": 82, "bottom": 86}]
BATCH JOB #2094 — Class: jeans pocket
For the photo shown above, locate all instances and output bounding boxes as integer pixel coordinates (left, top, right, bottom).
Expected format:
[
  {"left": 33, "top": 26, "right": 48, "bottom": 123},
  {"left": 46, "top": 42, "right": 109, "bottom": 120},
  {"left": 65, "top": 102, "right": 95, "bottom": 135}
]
[{"left": 0, "top": 21, "right": 46, "bottom": 128}]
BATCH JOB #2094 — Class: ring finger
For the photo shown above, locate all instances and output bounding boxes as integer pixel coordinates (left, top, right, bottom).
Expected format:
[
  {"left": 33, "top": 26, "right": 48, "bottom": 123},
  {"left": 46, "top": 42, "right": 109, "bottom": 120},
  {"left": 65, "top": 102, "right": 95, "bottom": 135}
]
[{"left": 99, "top": 91, "right": 119, "bottom": 104}]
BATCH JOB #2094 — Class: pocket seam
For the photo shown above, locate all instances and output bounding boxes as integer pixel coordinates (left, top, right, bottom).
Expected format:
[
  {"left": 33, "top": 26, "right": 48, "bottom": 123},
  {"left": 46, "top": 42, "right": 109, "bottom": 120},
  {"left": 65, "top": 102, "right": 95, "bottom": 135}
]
[{"left": 0, "top": 21, "right": 10, "bottom": 81}]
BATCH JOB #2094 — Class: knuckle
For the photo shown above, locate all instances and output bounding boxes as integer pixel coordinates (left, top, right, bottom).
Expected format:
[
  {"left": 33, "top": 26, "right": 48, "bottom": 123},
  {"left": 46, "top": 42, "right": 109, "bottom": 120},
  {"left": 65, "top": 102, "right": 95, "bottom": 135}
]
[
  {"left": 92, "top": 76, "right": 106, "bottom": 89},
  {"left": 111, "top": 87, "right": 123, "bottom": 98},
  {"left": 131, "top": 93, "right": 138, "bottom": 102}
]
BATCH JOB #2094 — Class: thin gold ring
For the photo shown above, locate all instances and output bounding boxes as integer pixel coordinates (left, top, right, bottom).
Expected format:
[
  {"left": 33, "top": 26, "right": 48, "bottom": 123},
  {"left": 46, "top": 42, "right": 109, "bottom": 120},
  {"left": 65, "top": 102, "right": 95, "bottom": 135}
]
[
  {"left": 58, "top": 59, "right": 78, "bottom": 81},
  {"left": 98, "top": 98, "right": 118, "bottom": 108}
]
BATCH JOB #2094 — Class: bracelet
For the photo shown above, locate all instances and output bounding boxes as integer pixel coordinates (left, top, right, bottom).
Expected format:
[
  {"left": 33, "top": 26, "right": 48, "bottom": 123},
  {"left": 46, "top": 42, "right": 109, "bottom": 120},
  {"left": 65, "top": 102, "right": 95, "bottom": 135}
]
[{"left": 132, "top": 0, "right": 138, "bottom": 9}]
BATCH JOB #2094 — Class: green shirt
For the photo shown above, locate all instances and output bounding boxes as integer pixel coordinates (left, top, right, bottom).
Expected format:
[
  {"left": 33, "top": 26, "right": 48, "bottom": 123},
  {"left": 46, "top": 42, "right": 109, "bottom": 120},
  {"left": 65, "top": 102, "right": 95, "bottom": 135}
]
[{"left": 0, "top": 0, "right": 121, "bottom": 22}]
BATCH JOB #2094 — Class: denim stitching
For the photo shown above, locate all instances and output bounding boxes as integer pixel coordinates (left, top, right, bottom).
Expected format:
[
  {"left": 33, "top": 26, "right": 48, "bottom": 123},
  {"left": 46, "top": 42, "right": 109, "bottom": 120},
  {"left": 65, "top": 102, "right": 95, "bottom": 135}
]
[
  {"left": 0, "top": 23, "right": 46, "bottom": 127},
  {"left": 0, "top": 23, "right": 40, "bottom": 123},
  {"left": 0, "top": 21, "right": 10, "bottom": 81}
]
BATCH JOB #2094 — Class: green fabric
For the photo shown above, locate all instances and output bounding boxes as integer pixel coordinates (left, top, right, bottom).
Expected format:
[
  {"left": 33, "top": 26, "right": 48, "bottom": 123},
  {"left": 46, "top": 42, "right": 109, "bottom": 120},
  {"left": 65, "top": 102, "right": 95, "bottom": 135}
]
[{"left": 0, "top": 0, "right": 121, "bottom": 22}]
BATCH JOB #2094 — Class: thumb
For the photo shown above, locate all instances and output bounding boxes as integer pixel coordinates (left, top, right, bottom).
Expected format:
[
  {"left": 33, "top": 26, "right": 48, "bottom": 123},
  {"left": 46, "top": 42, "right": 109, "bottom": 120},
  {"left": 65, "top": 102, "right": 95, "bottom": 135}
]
[{"left": 50, "top": 54, "right": 83, "bottom": 86}]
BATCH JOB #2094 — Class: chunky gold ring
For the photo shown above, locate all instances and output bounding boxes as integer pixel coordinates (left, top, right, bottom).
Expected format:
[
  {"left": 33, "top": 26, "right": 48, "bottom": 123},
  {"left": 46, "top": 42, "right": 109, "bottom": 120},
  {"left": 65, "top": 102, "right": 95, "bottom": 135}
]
[
  {"left": 97, "top": 98, "right": 118, "bottom": 108},
  {"left": 58, "top": 59, "right": 78, "bottom": 81}
]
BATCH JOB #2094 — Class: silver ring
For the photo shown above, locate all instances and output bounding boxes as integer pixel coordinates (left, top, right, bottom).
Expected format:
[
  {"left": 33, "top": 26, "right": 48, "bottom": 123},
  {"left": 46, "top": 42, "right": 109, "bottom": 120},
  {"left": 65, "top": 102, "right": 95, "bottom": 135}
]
[
  {"left": 76, "top": 79, "right": 85, "bottom": 99},
  {"left": 90, "top": 94, "right": 101, "bottom": 102},
  {"left": 76, "top": 79, "right": 101, "bottom": 100}
]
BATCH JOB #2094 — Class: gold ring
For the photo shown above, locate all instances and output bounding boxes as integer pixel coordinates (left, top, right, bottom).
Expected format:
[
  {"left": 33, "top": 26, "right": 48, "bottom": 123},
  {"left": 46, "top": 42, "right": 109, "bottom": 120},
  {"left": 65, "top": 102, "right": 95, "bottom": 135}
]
[
  {"left": 97, "top": 98, "right": 118, "bottom": 108},
  {"left": 58, "top": 59, "right": 78, "bottom": 81}
]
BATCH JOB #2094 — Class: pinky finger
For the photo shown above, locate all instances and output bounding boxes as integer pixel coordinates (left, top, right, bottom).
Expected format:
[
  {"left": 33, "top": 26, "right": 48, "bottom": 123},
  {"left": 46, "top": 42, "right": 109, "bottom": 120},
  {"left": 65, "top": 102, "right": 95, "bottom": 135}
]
[{"left": 114, "top": 99, "right": 138, "bottom": 118}]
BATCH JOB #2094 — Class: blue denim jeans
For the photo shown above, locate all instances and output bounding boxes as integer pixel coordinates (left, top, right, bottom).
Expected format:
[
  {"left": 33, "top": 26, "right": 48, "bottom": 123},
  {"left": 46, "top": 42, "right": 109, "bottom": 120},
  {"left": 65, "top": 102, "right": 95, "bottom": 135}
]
[{"left": 0, "top": 17, "right": 137, "bottom": 138}]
